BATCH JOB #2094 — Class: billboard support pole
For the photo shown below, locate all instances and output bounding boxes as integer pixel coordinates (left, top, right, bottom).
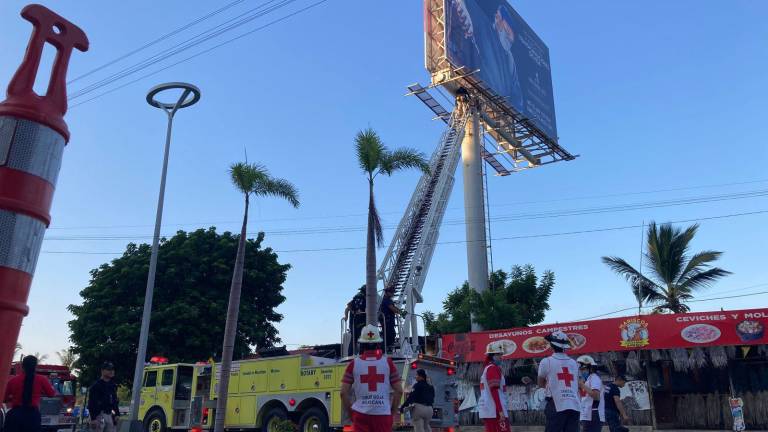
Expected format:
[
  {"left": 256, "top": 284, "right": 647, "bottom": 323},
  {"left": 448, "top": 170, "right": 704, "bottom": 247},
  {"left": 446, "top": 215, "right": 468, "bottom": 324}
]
[{"left": 460, "top": 97, "right": 489, "bottom": 332}]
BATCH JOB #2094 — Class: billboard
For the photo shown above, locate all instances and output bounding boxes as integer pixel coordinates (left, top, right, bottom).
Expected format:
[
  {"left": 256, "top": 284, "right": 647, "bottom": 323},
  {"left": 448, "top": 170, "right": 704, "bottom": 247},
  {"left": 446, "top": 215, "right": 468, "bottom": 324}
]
[{"left": 443, "top": 0, "right": 558, "bottom": 141}]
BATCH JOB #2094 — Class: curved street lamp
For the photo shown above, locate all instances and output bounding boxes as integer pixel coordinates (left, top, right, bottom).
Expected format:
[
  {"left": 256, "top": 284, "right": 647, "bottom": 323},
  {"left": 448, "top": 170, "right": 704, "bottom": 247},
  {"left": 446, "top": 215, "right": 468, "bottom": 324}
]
[{"left": 128, "top": 82, "right": 200, "bottom": 425}]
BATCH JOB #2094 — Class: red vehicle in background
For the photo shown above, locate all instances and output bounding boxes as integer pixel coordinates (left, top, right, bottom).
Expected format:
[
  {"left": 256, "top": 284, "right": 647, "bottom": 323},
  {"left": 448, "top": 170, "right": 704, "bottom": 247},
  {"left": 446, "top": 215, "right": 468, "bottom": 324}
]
[{"left": 2, "top": 362, "right": 78, "bottom": 431}]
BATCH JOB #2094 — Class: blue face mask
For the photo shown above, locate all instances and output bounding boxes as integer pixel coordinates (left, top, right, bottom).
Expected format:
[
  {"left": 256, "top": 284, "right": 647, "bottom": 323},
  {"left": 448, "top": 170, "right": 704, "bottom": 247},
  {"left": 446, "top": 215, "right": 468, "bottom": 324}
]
[
  {"left": 493, "top": 357, "right": 502, "bottom": 366},
  {"left": 580, "top": 370, "right": 589, "bottom": 380}
]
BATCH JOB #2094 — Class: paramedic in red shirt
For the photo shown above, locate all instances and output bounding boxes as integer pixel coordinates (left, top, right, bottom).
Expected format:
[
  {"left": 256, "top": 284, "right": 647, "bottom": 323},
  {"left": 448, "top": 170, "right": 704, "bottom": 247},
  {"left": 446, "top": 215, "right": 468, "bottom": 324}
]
[
  {"left": 479, "top": 342, "right": 509, "bottom": 432},
  {"left": 3, "top": 355, "right": 56, "bottom": 432},
  {"left": 341, "top": 324, "right": 404, "bottom": 432}
]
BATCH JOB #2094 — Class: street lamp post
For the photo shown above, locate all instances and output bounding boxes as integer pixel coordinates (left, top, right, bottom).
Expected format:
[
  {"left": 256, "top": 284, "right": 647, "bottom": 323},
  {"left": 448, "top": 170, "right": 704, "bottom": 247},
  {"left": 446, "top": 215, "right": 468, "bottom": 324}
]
[{"left": 127, "top": 83, "right": 200, "bottom": 427}]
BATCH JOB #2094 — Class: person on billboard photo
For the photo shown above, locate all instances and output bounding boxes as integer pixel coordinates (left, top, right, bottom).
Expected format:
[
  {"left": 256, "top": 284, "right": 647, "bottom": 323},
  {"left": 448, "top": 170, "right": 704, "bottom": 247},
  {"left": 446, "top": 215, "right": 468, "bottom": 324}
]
[
  {"left": 491, "top": 5, "right": 524, "bottom": 109},
  {"left": 447, "top": 1, "right": 524, "bottom": 113},
  {"left": 447, "top": 0, "right": 482, "bottom": 74}
]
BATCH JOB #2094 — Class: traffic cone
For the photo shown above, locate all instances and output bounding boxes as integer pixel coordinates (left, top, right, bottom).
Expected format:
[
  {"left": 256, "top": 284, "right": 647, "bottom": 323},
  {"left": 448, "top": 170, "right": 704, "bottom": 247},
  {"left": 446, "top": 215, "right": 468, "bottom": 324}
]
[{"left": 0, "top": 4, "right": 88, "bottom": 397}]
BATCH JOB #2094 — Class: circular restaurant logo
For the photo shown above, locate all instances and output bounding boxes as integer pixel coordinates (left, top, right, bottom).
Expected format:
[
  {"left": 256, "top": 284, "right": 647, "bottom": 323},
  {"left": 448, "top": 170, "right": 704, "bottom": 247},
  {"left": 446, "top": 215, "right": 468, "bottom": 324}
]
[{"left": 620, "top": 318, "right": 650, "bottom": 348}]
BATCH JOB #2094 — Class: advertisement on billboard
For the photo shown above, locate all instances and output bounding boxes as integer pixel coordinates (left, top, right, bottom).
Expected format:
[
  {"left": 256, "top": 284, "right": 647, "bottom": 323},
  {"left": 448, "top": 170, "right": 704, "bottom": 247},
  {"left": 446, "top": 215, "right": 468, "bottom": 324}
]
[
  {"left": 444, "top": 0, "right": 557, "bottom": 141},
  {"left": 441, "top": 308, "right": 768, "bottom": 363}
]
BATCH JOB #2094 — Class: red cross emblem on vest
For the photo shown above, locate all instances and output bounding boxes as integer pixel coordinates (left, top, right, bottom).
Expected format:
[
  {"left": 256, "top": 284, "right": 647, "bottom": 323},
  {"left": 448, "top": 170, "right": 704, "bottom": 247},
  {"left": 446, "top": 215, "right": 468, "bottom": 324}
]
[
  {"left": 360, "top": 365, "right": 385, "bottom": 392},
  {"left": 557, "top": 367, "right": 574, "bottom": 387},
  {"left": 367, "top": 331, "right": 375, "bottom": 340}
]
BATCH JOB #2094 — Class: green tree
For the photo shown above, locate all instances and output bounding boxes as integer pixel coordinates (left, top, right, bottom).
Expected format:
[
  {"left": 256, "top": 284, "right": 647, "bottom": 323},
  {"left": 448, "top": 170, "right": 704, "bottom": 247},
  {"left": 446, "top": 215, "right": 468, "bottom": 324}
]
[
  {"left": 424, "top": 265, "right": 554, "bottom": 334},
  {"left": 68, "top": 228, "right": 289, "bottom": 385},
  {"left": 214, "top": 163, "right": 299, "bottom": 432},
  {"left": 355, "top": 128, "right": 429, "bottom": 325},
  {"left": 602, "top": 222, "right": 731, "bottom": 313}
]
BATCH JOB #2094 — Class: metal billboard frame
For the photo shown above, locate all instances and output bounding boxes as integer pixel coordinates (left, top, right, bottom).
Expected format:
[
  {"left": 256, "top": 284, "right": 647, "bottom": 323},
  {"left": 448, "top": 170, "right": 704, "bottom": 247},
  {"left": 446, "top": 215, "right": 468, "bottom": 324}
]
[{"left": 423, "top": 0, "right": 576, "bottom": 169}]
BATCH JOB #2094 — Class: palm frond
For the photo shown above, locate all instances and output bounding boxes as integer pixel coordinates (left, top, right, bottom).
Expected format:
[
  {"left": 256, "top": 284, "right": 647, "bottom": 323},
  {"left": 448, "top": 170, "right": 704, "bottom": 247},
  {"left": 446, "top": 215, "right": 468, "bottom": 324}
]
[
  {"left": 676, "top": 250, "right": 724, "bottom": 283},
  {"left": 355, "top": 129, "right": 385, "bottom": 175},
  {"left": 678, "top": 267, "right": 732, "bottom": 291},
  {"left": 645, "top": 222, "right": 698, "bottom": 286},
  {"left": 379, "top": 148, "right": 430, "bottom": 176},
  {"left": 369, "top": 190, "right": 384, "bottom": 246},
  {"left": 253, "top": 176, "right": 300, "bottom": 208},
  {"left": 602, "top": 256, "right": 661, "bottom": 305},
  {"left": 229, "top": 162, "right": 268, "bottom": 195}
]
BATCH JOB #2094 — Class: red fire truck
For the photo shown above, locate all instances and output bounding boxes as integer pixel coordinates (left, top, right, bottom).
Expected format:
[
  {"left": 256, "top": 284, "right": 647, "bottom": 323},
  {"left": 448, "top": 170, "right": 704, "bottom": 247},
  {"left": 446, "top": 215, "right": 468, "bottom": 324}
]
[{"left": 2, "top": 362, "right": 78, "bottom": 431}]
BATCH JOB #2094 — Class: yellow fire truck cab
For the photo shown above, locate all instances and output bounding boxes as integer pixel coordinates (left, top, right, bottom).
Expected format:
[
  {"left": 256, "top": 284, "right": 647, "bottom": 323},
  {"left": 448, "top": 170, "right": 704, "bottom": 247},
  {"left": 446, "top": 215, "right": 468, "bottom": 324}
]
[{"left": 137, "top": 353, "right": 457, "bottom": 432}]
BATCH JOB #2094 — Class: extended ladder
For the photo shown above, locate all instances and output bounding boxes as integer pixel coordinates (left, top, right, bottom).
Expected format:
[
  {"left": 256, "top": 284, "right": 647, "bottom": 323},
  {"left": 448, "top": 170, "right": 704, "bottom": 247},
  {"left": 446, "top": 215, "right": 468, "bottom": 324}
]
[{"left": 377, "top": 87, "right": 470, "bottom": 353}]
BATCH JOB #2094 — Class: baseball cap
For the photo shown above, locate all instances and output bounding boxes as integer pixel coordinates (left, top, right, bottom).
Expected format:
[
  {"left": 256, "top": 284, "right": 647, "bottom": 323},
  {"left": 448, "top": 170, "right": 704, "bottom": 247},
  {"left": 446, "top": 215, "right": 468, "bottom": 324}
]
[{"left": 101, "top": 361, "right": 115, "bottom": 370}]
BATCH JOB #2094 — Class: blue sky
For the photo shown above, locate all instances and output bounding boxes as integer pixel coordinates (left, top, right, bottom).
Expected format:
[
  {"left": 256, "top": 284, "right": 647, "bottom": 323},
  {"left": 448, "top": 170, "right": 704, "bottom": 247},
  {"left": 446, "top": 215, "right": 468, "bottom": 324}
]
[{"left": 2, "top": 0, "right": 767, "bottom": 362}]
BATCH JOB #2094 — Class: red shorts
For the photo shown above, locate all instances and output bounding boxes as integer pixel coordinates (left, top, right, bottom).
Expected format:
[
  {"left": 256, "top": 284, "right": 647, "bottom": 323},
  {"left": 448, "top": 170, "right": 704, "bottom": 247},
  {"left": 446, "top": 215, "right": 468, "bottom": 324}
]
[
  {"left": 351, "top": 411, "right": 393, "bottom": 432},
  {"left": 483, "top": 417, "right": 510, "bottom": 432}
]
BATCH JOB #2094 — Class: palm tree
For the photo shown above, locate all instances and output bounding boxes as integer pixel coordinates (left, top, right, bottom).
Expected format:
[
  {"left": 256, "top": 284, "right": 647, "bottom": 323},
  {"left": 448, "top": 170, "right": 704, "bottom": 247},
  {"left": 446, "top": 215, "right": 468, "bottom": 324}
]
[
  {"left": 602, "top": 222, "right": 731, "bottom": 313},
  {"left": 355, "top": 128, "right": 430, "bottom": 325},
  {"left": 57, "top": 348, "right": 78, "bottom": 370},
  {"left": 214, "top": 162, "right": 299, "bottom": 432},
  {"left": 32, "top": 352, "right": 49, "bottom": 362}
]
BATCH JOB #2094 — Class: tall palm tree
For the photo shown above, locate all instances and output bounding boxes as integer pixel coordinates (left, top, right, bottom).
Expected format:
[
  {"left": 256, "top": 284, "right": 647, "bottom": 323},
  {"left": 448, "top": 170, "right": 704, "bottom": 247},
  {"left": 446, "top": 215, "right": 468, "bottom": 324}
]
[
  {"left": 32, "top": 352, "right": 49, "bottom": 362},
  {"left": 602, "top": 222, "right": 731, "bottom": 313},
  {"left": 355, "top": 128, "right": 430, "bottom": 325},
  {"left": 214, "top": 162, "right": 299, "bottom": 432}
]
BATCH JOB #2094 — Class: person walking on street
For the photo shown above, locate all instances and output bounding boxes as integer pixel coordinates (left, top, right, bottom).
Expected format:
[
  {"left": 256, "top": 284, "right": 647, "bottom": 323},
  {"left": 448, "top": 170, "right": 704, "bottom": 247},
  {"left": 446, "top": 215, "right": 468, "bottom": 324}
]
[
  {"left": 3, "top": 355, "right": 56, "bottom": 432},
  {"left": 344, "top": 285, "right": 367, "bottom": 356},
  {"left": 478, "top": 342, "right": 509, "bottom": 432},
  {"left": 603, "top": 374, "right": 630, "bottom": 432},
  {"left": 576, "top": 356, "right": 604, "bottom": 432},
  {"left": 87, "top": 362, "right": 119, "bottom": 432},
  {"left": 399, "top": 369, "right": 435, "bottom": 432},
  {"left": 537, "top": 331, "right": 580, "bottom": 432},
  {"left": 341, "top": 325, "right": 404, "bottom": 432}
]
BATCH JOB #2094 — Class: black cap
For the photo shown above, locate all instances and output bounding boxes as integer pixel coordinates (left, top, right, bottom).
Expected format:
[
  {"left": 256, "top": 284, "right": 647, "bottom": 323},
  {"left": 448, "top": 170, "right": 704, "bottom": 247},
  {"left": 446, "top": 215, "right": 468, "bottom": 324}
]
[{"left": 101, "top": 361, "right": 115, "bottom": 370}]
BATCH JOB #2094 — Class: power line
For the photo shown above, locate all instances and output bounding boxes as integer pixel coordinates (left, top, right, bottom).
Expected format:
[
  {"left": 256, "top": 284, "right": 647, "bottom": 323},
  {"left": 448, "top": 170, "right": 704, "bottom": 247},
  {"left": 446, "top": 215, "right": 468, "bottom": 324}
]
[
  {"left": 41, "top": 189, "right": 768, "bottom": 240},
  {"left": 67, "top": 0, "right": 246, "bottom": 84},
  {"left": 39, "top": 208, "right": 768, "bottom": 255},
  {"left": 573, "top": 285, "right": 768, "bottom": 321},
  {"left": 69, "top": 0, "right": 295, "bottom": 100},
  {"left": 69, "top": 0, "right": 330, "bottom": 107},
  {"left": 46, "top": 178, "right": 768, "bottom": 231}
]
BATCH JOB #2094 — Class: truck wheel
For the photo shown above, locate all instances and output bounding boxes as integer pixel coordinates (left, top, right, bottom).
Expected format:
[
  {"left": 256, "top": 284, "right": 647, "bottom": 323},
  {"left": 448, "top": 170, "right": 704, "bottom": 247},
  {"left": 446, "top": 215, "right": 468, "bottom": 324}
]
[
  {"left": 299, "top": 408, "right": 328, "bottom": 432},
  {"left": 263, "top": 408, "right": 288, "bottom": 432},
  {"left": 144, "top": 410, "right": 167, "bottom": 432}
]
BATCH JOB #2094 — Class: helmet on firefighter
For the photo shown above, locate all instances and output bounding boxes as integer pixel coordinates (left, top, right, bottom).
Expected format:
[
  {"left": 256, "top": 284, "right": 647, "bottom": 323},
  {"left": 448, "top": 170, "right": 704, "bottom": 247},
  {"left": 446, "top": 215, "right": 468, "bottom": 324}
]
[
  {"left": 577, "top": 355, "right": 598, "bottom": 367},
  {"left": 358, "top": 324, "right": 383, "bottom": 343},
  {"left": 485, "top": 341, "right": 506, "bottom": 355}
]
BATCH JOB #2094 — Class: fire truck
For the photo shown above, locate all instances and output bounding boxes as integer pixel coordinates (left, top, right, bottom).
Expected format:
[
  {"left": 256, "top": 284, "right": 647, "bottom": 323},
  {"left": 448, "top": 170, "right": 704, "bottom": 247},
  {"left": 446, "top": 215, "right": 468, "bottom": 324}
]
[
  {"left": 2, "top": 362, "right": 78, "bottom": 431},
  {"left": 136, "top": 351, "right": 456, "bottom": 432}
]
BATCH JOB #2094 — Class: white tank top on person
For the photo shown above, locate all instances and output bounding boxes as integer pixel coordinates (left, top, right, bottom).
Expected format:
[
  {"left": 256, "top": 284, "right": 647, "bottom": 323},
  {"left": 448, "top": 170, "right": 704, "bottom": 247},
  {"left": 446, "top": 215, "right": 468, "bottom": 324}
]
[
  {"left": 351, "top": 355, "right": 393, "bottom": 415},
  {"left": 478, "top": 364, "right": 508, "bottom": 419},
  {"left": 537, "top": 353, "right": 580, "bottom": 412}
]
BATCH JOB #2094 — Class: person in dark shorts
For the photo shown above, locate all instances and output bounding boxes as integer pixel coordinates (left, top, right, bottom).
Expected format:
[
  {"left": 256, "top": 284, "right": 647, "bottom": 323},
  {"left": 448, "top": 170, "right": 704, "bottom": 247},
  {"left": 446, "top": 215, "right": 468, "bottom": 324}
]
[{"left": 604, "top": 375, "right": 630, "bottom": 432}]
